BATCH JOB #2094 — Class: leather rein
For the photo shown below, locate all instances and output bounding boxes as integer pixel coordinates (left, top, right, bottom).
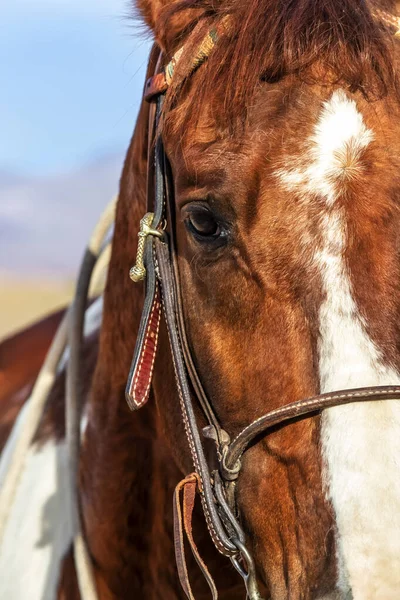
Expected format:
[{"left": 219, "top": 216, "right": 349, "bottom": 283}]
[{"left": 125, "top": 51, "right": 400, "bottom": 600}]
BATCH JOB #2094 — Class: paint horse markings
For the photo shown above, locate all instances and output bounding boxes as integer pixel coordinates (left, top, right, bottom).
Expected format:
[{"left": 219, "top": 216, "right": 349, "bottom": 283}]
[
  {"left": 279, "top": 90, "right": 400, "bottom": 598},
  {"left": 0, "top": 426, "right": 72, "bottom": 600},
  {"left": 2, "top": 1, "right": 400, "bottom": 597},
  {"left": 0, "top": 299, "right": 103, "bottom": 600}
]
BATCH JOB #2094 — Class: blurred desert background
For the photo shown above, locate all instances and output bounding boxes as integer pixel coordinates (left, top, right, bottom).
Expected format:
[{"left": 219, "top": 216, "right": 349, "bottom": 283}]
[{"left": 1, "top": 0, "right": 151, "bottom": 339}]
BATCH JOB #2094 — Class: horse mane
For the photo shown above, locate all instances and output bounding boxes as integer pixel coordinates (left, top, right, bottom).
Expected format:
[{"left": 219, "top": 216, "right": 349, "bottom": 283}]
[{"left": 156, "top": 0, "right": 399, "bottom": 134}]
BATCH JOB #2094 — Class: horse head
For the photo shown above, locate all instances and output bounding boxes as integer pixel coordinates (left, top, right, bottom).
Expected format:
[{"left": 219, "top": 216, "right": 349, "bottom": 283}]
[{"left": 82, "top": 1, "right": 400, "bottom": 598}]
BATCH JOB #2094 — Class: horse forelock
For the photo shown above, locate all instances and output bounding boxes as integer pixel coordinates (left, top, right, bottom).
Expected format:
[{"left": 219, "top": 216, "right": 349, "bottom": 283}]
[{"left": 156, "top": 0, "right": 399, "bottom": 140}]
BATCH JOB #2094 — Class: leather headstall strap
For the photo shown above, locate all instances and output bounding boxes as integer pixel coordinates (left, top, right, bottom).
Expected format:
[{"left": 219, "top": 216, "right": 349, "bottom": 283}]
[
  {"left": 154, "top": 239, "right": 245, "bottom": 554},
  {"left": 162, "top": 143, "right": 231, "bottom": 453},
  {"left": 222, "top": 384, "right": 400, "bottom": 479}
]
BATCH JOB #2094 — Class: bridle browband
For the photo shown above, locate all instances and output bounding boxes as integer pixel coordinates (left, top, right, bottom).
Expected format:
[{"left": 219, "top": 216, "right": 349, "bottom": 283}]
[{"left": 125, "top": 42, "right": 400, "bottom": 600}]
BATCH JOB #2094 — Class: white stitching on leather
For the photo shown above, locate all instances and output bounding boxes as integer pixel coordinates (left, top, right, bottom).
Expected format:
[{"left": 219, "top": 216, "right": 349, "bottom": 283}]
[
  {"left": 132, "top": 284, "right": 161, "bottom": 408},
  {"left": 159, "top": 277, "right": 230, "bottom": 555},
  {"left": 231, "top": 387, "right": 400, "bottom": 449}
]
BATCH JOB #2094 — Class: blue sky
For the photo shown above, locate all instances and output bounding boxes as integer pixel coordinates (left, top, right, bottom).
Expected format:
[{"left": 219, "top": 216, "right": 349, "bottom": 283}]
[{"left": 1, "top": 0, "right": 152, "bottom": 176}]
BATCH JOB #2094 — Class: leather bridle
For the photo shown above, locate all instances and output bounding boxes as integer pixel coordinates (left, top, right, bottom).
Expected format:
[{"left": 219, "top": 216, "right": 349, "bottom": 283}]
[{"left": 125, "top": 50, "right": 400, "bottom": 599}]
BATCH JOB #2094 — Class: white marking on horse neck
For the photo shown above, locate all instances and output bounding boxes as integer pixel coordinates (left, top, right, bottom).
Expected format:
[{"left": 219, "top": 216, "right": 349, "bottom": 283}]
[
  {"left": 0, "top": 294, "right": 97, "bottom": 600},
  {"left": 0, "top": 399, "right": 73, "bottom": 599},
  {"left": 278, "top": 91, "right": 400, "bottom": 599}
]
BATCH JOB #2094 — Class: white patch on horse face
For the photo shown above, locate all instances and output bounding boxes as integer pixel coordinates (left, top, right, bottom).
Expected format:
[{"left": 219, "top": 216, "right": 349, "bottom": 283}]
[
  {"left": 277, "top": 91, "right": 400, "bottom": 598},
  {"left": 318, "top": 209, "right": 400, "bottom": 599},
  {"left": 0, "top": 399, "right": 73, "bottom": 599},
  {"left": 277, "top": 90, "right": 373, "bottom": 205}
]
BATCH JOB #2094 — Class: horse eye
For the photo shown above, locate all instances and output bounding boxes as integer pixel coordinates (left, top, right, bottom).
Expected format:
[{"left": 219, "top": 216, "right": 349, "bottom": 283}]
[{"left": 185, "top": 207, "right": 221, "bottom": 240}]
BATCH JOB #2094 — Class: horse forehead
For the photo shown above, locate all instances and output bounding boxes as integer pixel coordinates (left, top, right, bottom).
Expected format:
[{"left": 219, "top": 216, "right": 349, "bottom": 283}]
[
  {"left": 168, "top": 85, "right": 399, "bottom": 232},
  {"left": 169, "top": 84, "right": 325, "bottom": 185}
]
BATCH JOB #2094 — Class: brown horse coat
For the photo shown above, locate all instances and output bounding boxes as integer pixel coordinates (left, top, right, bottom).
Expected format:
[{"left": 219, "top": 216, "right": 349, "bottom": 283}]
[
  {"left": 2, "top": 1, "right": 400, "bottom": 599},
  {"left": 0, "top": 309, "right": 65, "bottom": 452}
]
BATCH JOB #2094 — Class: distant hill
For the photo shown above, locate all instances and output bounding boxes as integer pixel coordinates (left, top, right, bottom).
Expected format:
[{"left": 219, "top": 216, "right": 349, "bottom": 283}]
[{"left": 0, "top": 153, "right": 124, "bottom": 278}]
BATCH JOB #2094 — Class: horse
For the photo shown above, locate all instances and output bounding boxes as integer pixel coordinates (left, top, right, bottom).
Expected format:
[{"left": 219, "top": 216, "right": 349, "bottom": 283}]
[
  {"left": 0, "top": 308, "right": 65, "bottom": 452},
  {"left": 1, "top": 0, "right": 400, "bottom": 598}
]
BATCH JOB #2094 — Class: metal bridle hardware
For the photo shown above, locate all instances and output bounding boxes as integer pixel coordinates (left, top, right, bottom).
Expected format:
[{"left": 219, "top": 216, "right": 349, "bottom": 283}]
[
  {"left": 231, "top": 538, "right": 263, "bottom": 600},
  {"left": 220, "top": 445, "right": 241, "bottom": 482},
  {"left": 126, "top": 48, "right": 400, "bottom": 600},
  {"left": 129, "top": 212, "right": 164, "bottom": 282}
]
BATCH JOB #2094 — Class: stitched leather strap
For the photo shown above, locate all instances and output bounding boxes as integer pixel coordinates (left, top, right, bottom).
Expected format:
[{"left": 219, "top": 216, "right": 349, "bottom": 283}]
[
  {"left": 125, "top": 89, "right": 166, "bottom": 410},
  {"left": 125, "top": 280, "right": 161, "bottom": 410},
  {"left": 223, "top": 385, "right": 400, "bottom": 476},
  {"left": 162, "top": 141, "right": 230, "bottom": 451},
  {"left": 173, "top": 474, "right": 218, "bottom": 600},
  {"left": 156, "top": 238, "right": 238, "bottom": 556}
]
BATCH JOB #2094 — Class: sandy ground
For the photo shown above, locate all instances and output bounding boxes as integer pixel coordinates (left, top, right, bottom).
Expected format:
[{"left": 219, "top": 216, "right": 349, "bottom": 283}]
[{"left": 0, "top": 276, "right": 73, "bottom": 341}]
